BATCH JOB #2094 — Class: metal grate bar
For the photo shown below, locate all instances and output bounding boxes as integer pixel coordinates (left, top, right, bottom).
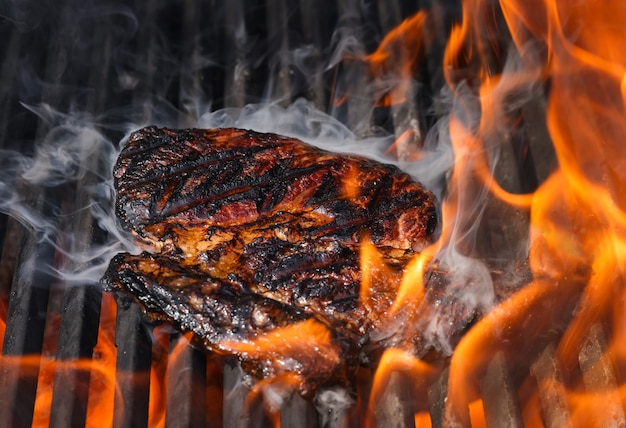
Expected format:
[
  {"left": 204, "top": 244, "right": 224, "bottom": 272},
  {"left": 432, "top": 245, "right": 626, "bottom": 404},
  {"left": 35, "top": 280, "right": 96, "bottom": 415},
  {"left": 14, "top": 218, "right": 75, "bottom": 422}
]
[
  {"left": 264, "top": 0, "right": 293, "bottom": 104},
  {"left": 223, "top": 0, "right": 248, "bottom": 109},
  {"left": 376, "top": 0, "right": 425, "bottom": 151},
  {"left": 297, "top": 0, "right": 338, "bottom": 111},
  {"left": 113, "top": 296, "right": 152, "bottom": 428},
  {"left": 280, "top": 393, "right": 320, "bottom": 428},
  {"left": 111, "top": 2, "right": 162, "bottom": 426},
  {"left": 530, "top": 343, "right": 571, "bottom": 427},
  {"left": 177, "top": 0, "right": 207, "bottom": 124},
  {"left": 480, "top": 352, "right": 524, "bottom": 427},
  {"left": 49, "top": 285, "right": 103, "bottom": 427},
  {"left": 374, "top": 371, "right": 416, "bottom": 428},
  {"left": 165, "top": 334, "right": 207, "bottom": 428},
  {"left": 161, "top": 3, "right": 216, "bottom": 426},
  {"left": 427, "top": 368, "right": 449, "bottom": 428},
  {"left": 223, "top": 360, "right": 250, "bottom": 428},
  {"left": 578, "top": 324, "right": 626, "bottom": 425}
]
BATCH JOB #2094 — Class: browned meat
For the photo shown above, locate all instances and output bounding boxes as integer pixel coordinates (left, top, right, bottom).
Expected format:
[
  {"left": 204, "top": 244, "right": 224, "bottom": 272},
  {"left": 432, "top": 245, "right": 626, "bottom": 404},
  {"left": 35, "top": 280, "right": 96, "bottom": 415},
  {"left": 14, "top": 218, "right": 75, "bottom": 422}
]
[
  {"left": 105, "top": 251, "right": 353, "bottom": 393},
  {"left": 103, "top": 126, "right": 438, "bottom": 389}
]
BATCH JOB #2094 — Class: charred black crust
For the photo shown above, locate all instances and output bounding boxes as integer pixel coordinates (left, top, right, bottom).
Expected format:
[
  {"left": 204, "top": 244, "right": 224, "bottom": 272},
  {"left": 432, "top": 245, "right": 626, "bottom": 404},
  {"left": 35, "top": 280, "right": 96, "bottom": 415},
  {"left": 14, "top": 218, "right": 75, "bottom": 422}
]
[
  {"left": 102, "top": 252, "right": 313, "bottom": 342},
  {"left": 114, "top": 127, "right": 438, "bottom": 237}
]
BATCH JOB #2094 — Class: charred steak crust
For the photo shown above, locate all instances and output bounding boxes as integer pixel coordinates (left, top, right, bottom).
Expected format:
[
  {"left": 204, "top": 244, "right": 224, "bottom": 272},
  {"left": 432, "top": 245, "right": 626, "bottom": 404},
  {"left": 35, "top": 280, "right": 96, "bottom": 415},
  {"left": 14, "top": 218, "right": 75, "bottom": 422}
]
[
  {"left": 104, "top": 126, "right": 438, "bottom": 388},
  {"left": 114, "top": 126, "right": 437, "bottom": 252},
  {"left": 103, "top": 252, "right": 312, "bottom": 341}
]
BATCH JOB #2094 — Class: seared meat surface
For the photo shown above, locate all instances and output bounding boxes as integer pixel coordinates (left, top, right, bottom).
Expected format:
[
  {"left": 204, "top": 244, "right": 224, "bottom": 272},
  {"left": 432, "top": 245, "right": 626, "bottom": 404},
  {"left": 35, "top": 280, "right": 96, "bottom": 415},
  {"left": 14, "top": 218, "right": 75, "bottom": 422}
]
[
  {"left": 103, "top": 126, "right": 438, "bottom": 389},
  {"left": 105, "top": 251, "right": 352, "bottom": 392}
]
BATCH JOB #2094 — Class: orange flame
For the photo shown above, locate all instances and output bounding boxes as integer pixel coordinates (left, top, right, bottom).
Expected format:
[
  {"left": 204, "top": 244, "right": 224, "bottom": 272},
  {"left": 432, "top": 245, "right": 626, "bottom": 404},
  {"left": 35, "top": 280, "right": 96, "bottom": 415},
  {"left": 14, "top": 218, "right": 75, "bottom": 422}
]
[
  {"left": 371, "top": 0, "right": 626, "bottom": 424},
  {"left": 341, "top": 162, "right": 362, "bottom": 201},
  {"left": 359, "top": 236, "right": 403, "bottom": 322},
  {"left": 85, "top": 293, "right": 118, "bottom": 427},
  {"left": 0, "top": 292, "right": 184, "bottom": 428},
  {"left": 218, "top": 319, "right": 335, "bottom": 358},
  {"left": 219, "top": 318, "right": 340, "bottom": 398},
  {"left": 0, "top": 299, "right": 6, "bottom": 348},
  {"left": 366, "top": 11, "right": 430, "bottom": 106},
  {"left": 366, "top": 348, "right": 436, "bottom": 427},
  {"left": 337, "top": 11, "right": 430, "bottom": 108},
  {"left": 386, "top": 129, "right": 425, "bottom": 161},
  {"left": 446, "top": 0, "right": 626, "bottom": 423}
]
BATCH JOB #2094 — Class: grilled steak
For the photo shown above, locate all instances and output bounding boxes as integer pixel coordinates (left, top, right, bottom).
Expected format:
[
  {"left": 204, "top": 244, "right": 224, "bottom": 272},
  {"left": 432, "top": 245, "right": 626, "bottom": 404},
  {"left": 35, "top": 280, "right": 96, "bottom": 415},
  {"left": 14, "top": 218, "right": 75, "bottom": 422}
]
[
  {"left": 105, "top": 251, "right": 352, "bottom": 392},
  {"left": 103, "top": 126, "right": 438, "bottom": 390}
]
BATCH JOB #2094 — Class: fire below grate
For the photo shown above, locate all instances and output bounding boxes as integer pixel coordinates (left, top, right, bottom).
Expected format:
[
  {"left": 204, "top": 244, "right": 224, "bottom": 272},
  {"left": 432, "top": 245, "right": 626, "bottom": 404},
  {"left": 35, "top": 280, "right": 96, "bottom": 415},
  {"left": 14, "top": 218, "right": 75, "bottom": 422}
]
[{"left": 1, "top": 0, "right": 625, "bottom": 427}]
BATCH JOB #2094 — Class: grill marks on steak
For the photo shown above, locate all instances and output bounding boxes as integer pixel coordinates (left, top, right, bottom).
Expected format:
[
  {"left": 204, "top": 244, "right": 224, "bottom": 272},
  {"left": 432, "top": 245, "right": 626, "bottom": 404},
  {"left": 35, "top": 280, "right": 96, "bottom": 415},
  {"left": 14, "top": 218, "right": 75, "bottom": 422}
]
[
  {"left": 107, "top": 252, "right": 311, "bottom": 341},
  {"left": 115, "top": 127, "right": 436, "bottom": 255},
  {"left": 103, "top": 126, "right": 438, "bottom": 388}
]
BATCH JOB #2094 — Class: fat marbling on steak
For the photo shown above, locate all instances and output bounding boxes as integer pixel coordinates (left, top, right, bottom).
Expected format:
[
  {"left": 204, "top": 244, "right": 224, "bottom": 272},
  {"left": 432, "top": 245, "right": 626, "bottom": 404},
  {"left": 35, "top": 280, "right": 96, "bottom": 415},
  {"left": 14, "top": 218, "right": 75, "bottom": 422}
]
[{"left": 103, "top": 126, "right": 438, "bottom": 390}]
